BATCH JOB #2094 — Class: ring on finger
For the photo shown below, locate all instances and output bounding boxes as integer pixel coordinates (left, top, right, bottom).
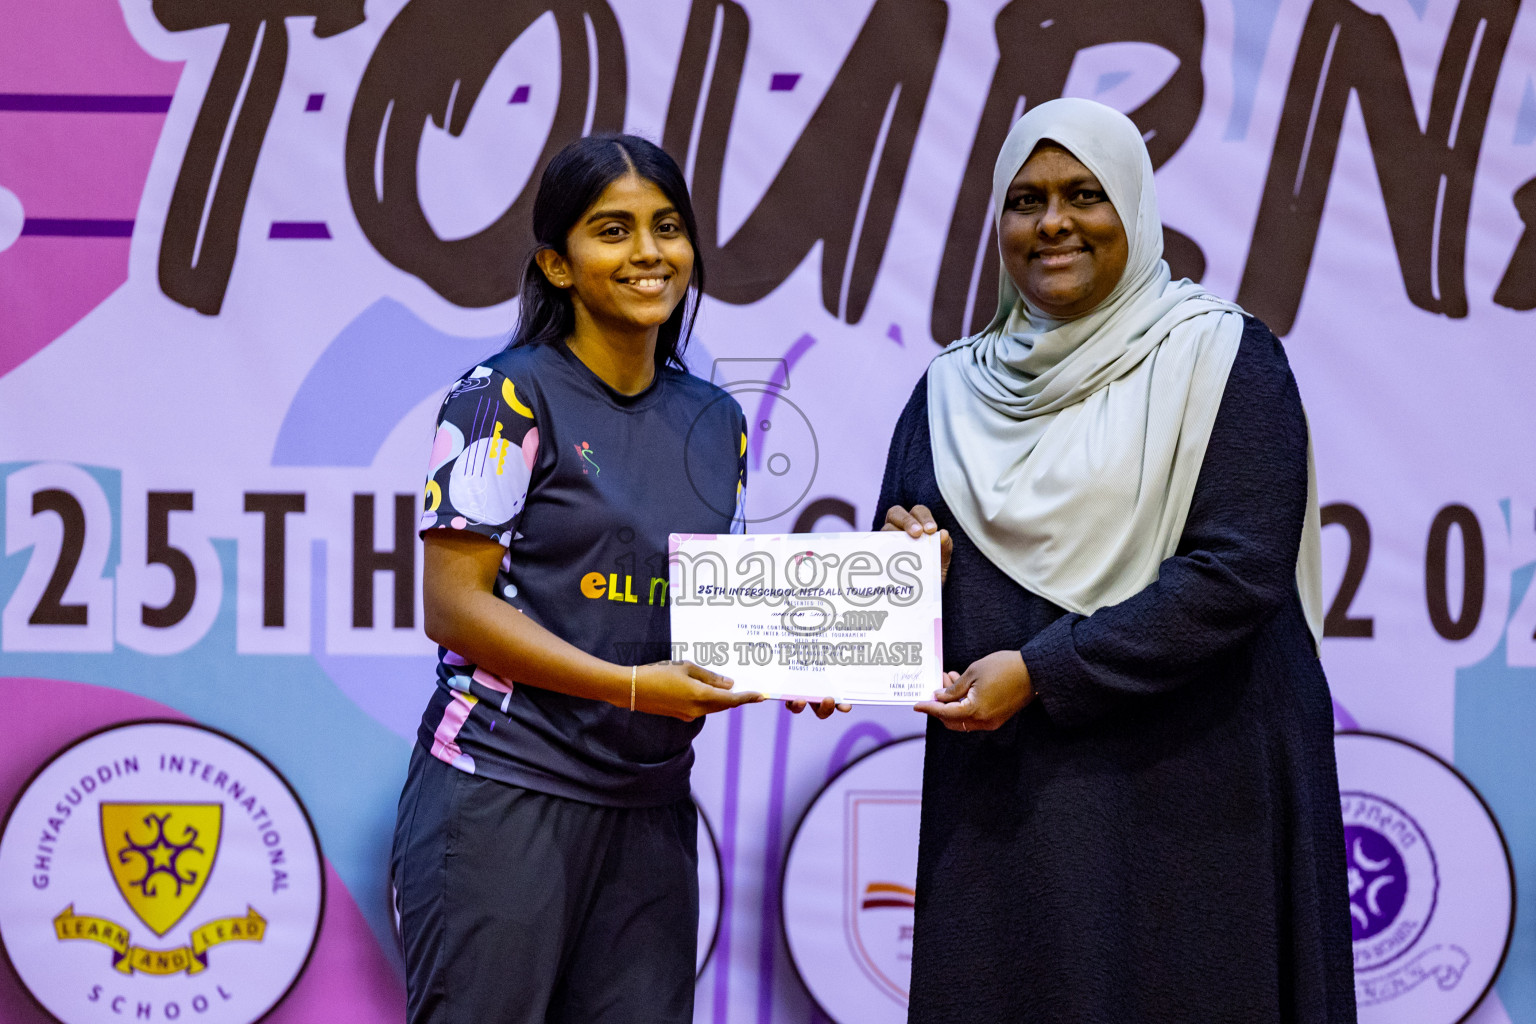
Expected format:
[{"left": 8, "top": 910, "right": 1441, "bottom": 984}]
[{"left": 961, "top": 721, "right": 968, "bottom": 732}]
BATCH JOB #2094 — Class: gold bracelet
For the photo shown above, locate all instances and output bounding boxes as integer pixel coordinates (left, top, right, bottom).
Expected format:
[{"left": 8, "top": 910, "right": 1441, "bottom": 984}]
[{"left": 630, "top": 664, "right": 637, "bottom": 712}]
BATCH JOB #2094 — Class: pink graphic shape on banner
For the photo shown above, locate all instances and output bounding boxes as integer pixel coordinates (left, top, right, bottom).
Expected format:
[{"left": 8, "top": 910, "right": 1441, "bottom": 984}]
[
  {"left": 0, "top": 0, "right": 182, "bottom": 379},
  {"left": 0, "top": 678, "right": 405, "bottom": 1023}
]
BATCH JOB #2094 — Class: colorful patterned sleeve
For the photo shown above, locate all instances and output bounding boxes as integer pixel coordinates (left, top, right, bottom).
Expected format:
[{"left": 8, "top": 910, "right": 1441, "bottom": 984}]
[
  {"left": 732, "top": 412, "right": 748, "bottom": 535},
  {"left": 418, "top": 365, "right": 540, "bottom": 545}
]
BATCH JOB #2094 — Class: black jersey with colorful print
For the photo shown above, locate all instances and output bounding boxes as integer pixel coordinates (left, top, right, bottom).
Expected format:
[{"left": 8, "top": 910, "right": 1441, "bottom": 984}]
[{"left": 415, "top": 340, "right": 747, "bottom": 806}]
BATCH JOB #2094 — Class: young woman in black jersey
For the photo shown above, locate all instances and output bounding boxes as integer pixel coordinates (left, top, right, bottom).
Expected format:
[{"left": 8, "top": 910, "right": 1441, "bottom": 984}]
[{"left": 392, "top": 134, "right": 822, "bottom": 1024}]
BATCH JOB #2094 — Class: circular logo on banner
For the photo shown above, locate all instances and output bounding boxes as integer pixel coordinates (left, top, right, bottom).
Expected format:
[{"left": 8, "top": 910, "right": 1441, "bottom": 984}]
[
  {"left": 781, "top": 735, "right": 923, "bottom": 1024},
  {"left": 0, "top": 721, "right": 324, "bottom": 1024},
  {"left": 1335, "top": 731, "right": 1513, "bottom": 1024},
  {"left": 1343, "top": 793, "right": 1437, "bottom": 970},
  {"left": 696, "top": 800, "right": 723, "bottom": 978}
]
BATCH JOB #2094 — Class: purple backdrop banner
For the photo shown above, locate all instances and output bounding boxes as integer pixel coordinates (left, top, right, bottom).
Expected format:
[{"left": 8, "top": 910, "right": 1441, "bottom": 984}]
[{"left": 2, "top": 1, "right": 1534, "bottom": 1022}]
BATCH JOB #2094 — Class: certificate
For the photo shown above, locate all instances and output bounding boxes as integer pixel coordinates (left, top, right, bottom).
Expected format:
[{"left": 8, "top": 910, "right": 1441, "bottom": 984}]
[{"left": 667, "top": 531, "right": 943, "bottom": 705}]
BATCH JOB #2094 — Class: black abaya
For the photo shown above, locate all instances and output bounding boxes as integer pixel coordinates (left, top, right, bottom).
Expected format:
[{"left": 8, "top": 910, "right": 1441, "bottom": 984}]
[{"left": 879, "top": 318, "right": 1357, "bottom": 1024}]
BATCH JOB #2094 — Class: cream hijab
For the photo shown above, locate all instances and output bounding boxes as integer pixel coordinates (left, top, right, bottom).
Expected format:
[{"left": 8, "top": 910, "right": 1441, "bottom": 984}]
[{"left": 927, "top": 98, "right": 1322, "bottom": 645}]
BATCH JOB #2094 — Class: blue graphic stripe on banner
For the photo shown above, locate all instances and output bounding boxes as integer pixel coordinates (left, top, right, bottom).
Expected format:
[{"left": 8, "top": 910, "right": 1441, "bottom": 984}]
[
  {"left": 1455, "top": 562, "right": 1536, "bottom": 1021},
  {"left": 0, "top": 93, "right": 173, "bottom": 112},
  {"left": 1222, "top": 0, "right": 1282, "bottom": 141},
  {"left": 272, "top": 298, "right": 502, "bottom": 467},
  {"left": 21, "top": 218, "right": 134, "bottom": 237}
]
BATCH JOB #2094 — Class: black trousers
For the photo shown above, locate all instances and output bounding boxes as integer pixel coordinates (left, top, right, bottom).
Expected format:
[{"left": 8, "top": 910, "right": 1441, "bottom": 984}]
[{"left": 391, "top": 745, "right": 699, "bottom": 1024}]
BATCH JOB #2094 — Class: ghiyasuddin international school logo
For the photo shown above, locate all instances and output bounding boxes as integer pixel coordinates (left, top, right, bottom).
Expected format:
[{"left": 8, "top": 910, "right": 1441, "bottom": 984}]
[
  {"left": 58, "top": 801, "right": 263, "bottom": 976},
  {"left": 0, "top": 721, "right": 324, "bottom": 1024}
]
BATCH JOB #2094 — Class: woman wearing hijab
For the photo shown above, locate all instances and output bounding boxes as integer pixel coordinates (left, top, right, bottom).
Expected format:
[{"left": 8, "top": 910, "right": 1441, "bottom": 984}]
[{"left": 879, "top": 98, "right": 1356, "bottom": 1022}]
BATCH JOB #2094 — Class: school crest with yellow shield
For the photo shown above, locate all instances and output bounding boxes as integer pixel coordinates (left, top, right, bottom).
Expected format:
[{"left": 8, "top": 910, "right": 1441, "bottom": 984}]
[{"left": 0, "top": 721, "right": 323, "bottom": 1024}]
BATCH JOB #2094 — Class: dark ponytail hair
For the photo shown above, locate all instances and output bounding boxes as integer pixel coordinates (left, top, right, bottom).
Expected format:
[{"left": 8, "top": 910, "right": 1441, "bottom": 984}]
[{"left": 508, "top": 134, "right": 704, "bottom": 373}]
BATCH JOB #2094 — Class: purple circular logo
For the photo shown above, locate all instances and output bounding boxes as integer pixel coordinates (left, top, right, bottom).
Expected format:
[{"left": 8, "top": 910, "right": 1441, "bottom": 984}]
[
  {"left": 1345, "top": 824, "right": 1408, "bottom": 940},
  {"left": 1340, "top": 791, "right": 1438, "bottom": 973}
]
